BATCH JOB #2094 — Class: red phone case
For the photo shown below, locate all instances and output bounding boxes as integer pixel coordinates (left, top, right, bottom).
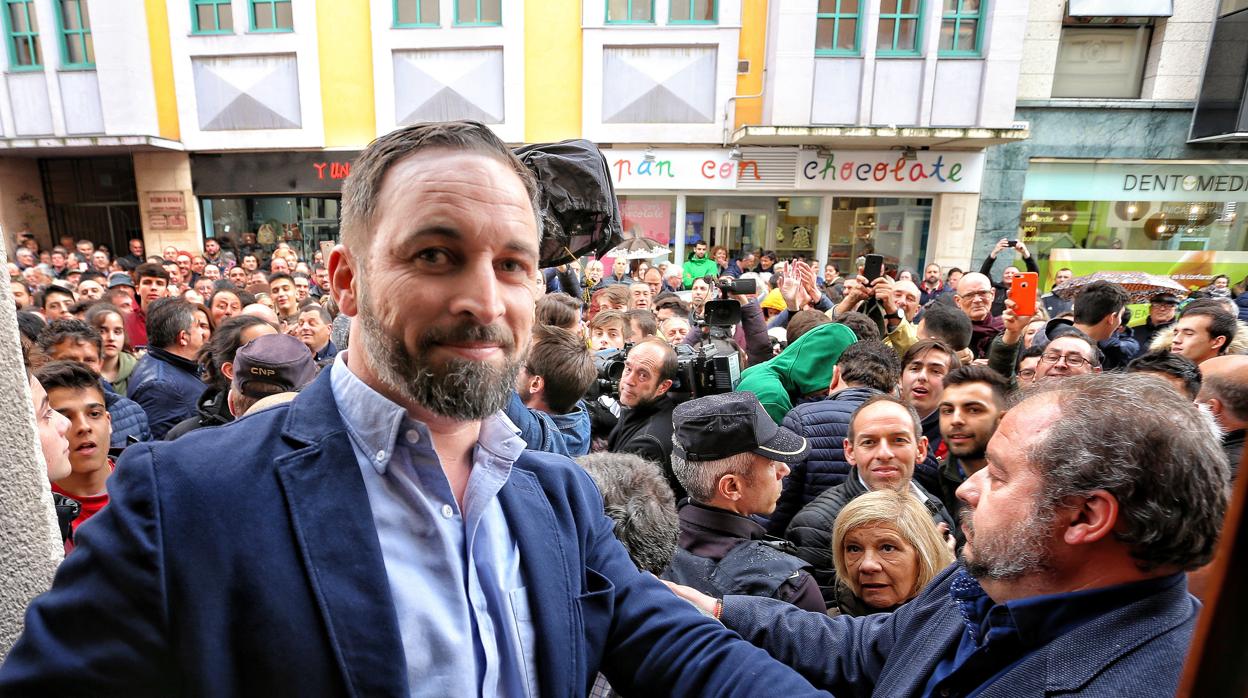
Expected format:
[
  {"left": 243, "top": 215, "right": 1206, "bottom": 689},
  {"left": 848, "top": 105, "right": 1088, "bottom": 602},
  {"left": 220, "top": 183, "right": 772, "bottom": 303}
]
[{"left": 1009, "top": 272, "right": 1038, "bottom": 316}]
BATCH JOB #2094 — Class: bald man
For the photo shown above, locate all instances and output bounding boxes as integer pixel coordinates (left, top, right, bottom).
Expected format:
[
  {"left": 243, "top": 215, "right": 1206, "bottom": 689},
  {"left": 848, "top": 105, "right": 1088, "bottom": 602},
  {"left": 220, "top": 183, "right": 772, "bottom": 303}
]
[
  {"left": 1196, "top": 354, "right": 1248, "bottom": 475},
  {"left": 953, "top": 272, "right": 1004, "bottom": 359}
]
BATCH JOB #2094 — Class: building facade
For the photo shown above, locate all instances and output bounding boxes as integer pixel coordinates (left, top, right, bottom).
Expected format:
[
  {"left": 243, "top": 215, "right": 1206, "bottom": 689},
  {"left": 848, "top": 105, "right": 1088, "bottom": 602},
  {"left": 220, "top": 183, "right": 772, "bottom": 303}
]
[
  {"left": 979, "top": 0, "right": 1248, "bottom": 291},
  {"left": 0, "top": 0, "right": 1031, "bottom": 277}
]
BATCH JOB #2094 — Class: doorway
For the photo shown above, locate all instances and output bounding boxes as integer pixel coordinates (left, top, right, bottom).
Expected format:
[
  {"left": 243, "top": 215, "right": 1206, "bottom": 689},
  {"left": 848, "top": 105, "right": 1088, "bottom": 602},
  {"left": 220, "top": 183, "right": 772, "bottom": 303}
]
[{"left": 712, "top": 208, "right": 770, "bottom": 259}]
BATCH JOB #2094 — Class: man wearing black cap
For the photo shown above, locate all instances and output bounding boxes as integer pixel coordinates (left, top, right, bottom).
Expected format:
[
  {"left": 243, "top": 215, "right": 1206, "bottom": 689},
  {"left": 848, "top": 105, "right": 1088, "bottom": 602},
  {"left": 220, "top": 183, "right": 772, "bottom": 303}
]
[
  {"left": 228, "top": 333, "right": 319, "bottom": 417},
  {"left": 661, "top": 392, "right": 825, "bottom": 613},
  {"left": 1133, "top": 292, "right": 1181, "bottom": 354}
]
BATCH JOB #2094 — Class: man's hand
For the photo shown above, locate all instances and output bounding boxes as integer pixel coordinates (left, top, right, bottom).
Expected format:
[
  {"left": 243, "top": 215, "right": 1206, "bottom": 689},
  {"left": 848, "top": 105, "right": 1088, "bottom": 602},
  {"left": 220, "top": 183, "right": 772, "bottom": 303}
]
[
  {"left": 660, "top": 578, "right": 719, "bottom": 617},
  {"left": 871, "top": 276, "right": 897, "bottom": 314},
  {"left": 937, "top": 522, "right": 957, "bottom": 558},
  {"left": 990, "top": 238, "right": 1008, "bottom": 259},
  {"left": 1000, "top": 298, "right": 1035, "bottom": 346},
  {"left": 1015, "top": 240, "right": 1031, "bottom": 259},
  {"left": 796, "top": 260, "right": 820, "bottom": 306},
  {"left": 779, "top": 269, "right": 807, "bottom": 311}
]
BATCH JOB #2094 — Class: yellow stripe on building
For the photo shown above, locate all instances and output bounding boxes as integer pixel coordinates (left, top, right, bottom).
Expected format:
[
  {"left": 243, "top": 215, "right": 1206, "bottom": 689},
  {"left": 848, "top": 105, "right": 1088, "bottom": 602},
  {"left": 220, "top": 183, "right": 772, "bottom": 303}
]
[
  {"left": 734, "top": 0, "right": 768, "bottom": 130},
  {"left": 525, "top": 0, "right": 581, "bottom": 143},
  {"left": 143, "top": 0, "right": 179, "bottom": 141},
  {"left": 316, "top": 0, "right": 376, "bottom": 147}
]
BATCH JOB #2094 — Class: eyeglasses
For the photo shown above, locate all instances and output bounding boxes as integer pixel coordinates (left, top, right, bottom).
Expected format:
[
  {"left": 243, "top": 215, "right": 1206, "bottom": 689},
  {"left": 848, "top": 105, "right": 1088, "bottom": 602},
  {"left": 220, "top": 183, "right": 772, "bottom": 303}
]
[
  {"left": 1039, "top": 351, "right": 1090, "bottom": 368},
  {"left": 1018, "top": 368, "right": 1036, "bottom": 380},
  {"left": 959, "top": 290, "right": 993, "bottom": 302}
]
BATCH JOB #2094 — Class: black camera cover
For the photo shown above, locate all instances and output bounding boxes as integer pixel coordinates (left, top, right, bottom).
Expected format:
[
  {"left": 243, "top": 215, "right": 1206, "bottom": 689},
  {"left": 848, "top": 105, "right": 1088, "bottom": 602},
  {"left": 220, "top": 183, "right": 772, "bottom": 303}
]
[{"left": 513, "top": 139, "right": 624, "bottom": 268}]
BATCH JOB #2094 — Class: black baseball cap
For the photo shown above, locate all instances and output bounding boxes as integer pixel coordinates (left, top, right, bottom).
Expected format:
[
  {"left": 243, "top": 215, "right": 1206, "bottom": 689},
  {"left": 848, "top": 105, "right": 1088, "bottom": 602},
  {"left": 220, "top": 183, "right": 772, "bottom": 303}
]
[
  {"left": 672, "top": 392, "right": 810, "bottom": 464},
  {"left": 232, "top": 334, "right": 318, "bottom": 399},
  {"left": 1150, "top": 292, "right": 1181, "bottom": 305}
]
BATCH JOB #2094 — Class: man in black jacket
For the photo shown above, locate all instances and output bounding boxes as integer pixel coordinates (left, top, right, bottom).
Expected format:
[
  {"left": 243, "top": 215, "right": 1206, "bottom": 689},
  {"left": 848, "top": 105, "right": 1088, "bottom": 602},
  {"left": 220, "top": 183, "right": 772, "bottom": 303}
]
[
  {"left": 769, "top": 340, "right": 900, "bottom": 535},
  {"left": 606, "top": 339, "right": 681, "bottom": 497},
  {"left": 662, "top": 393, "right": 824, "bottom": 613},
  {"left": 979, "top": 238, "right": 1039, "bottom": 318},
  {"left": 785, "top": 394, "right": 955, "bottom": 606},
  {"left": 1131, "top": 292, "right": 1181, "bottom": 354}
]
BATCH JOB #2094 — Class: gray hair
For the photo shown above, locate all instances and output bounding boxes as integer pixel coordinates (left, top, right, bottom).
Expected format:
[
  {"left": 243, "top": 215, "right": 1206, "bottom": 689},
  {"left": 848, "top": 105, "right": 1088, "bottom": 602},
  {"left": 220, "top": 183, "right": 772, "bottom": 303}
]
[
  {"left": 1016, "top": 373, "right": 1229, "bottom": 571},
  {"left": 576, "top": 452, "right": 678, "bottom": 575},
  {"left": 670, "top": 449, "right": 756, "bottom": 504}
]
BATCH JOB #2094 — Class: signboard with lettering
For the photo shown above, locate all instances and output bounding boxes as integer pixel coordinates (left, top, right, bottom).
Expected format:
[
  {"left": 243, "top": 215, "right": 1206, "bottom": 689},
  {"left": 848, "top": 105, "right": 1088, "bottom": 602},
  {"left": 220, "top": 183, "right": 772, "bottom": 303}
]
[
  {"left": 145, "top": 191, "right": 187, "bottom": 230},
  {"left": 795, "top": 150, "right": 984, "bottom": 193},
  {"left": 602, "top": 149, "right": 760, "bottom": 191},
  {"left": 1024, "top": 160, "right": 1248, "bottom": 203}
]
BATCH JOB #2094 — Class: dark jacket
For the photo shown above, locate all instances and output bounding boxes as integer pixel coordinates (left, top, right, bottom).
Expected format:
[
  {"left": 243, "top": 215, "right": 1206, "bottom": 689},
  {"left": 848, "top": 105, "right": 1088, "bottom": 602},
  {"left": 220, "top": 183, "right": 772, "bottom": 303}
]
[
  {"left": 101, "top": 381, "right": 151, "bottom": 449},
  {"left": 770, "top": 387, "right": 880, "bottom": 535},
  {"left": 1238, "top": 294, "right": 1248, "bottom": 323},
  {"left": 1097, "top": 330, "right": 1139, "bottom": 371},
  {"left": 933, "top": 455, "right": 971, "bottom": 523},
  {"left": 164, "top": 387, "right": 233, "bottom": 441},
  {"left": 785, "top": 471, "right": 956, "bottom": 607},
  {"left": 979, "top": 254, "right": 1040, "bottom": 318},
  {"left": 127, "top": 347, "right": 206, "bottom": 440},
  {"left": 0, "top": 365, "right": 824, "bottom": 697},
  {"left": 607, "top": 394, "right": 680, "bottom": 499},
  {"left": 721, "top": 565, "right": 1201, "bottom": 698},
  {"left": 1041, "top": 292, "right": 1072, "bottom": 318},
  {"left": 969, "top": 315, "right": 1004, "bottom": 360},
  {"left": 1131, "top": 318, "right": 1174, "bottom": 357},
  {"left": 662, "top": 502, "right": 825, "bottom": 614},
  {"left": 1225, "top": 429, "right": 1245, "bottom": 476}
]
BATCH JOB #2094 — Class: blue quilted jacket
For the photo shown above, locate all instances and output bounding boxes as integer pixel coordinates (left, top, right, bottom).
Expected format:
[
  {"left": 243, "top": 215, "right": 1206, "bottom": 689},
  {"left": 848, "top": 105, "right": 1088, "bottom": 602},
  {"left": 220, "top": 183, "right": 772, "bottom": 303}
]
[{"left": 768, "top": 387, "right": 880, "bottom": 535}]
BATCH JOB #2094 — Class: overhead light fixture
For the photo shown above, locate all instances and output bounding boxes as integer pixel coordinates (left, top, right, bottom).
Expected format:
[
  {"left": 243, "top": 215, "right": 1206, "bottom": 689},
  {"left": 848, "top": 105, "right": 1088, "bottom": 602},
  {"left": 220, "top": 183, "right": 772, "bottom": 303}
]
[
  {"left": 902, "top": 147, "right": 918, "bottom": 161},
  {"left": 643, "top": 147, "right": 656, "bottom": 163},
  {"left": 816, "top": 146, "right": 833, "bottom": 159},
  {"left": 1059, "top": 213, "right": 1069, "bottom": 222},
  {"left": 728, "top": 147, "right": 742, "bottom": 161},
  {"left": 1126, "top": 204, "right": 1137, "bottom": 214}
]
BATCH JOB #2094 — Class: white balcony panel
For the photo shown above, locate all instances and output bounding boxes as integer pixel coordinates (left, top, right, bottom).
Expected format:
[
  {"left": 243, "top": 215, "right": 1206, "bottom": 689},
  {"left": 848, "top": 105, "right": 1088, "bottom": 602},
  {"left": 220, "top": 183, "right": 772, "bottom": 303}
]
[
  {"left": 393, "top": 47, "right": 504, "bottom": 125},
  {"left": 930, "top": 60, "right": 983, "bottom": 127},
  {"left": 192, "top": 54, "right": 302, "bottom": 131},
  {"left": 602, "top": 45, "right": 717, "bottom": 124},
  {"left": 59, "top": 71, "right": 104, "bottom": 134},
  {"left": 811, "top": 58, "right": 863, "bottom": 125},
  {"left": 870, "top": 59, "right": 923, "bottom": 126}
]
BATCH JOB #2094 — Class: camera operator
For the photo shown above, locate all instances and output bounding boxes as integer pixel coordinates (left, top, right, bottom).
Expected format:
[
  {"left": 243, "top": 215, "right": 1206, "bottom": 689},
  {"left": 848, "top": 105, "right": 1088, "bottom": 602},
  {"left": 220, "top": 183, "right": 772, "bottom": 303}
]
[
  {"left": 606, "top": 338, "right": 683, "bottom": 499},
  {"left": 683, "top": 276, "right": 772, "bottom": 368}
]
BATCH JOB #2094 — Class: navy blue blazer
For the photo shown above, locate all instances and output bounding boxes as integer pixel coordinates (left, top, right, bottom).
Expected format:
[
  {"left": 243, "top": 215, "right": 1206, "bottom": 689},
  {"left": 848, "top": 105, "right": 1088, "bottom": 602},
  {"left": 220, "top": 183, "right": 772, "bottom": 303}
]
[
  {"left": 0, "top": 367, "right": 827, "bottom": 697},
  {"left": 721, "top": 565, "right": 1200, "bottom": 697}
]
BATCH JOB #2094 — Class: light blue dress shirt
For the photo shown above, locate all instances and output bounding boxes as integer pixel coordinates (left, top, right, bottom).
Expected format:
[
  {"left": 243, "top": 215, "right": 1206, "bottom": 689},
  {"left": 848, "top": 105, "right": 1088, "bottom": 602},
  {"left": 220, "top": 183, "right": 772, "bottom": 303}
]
[{"left": 330, "top": 353, "right": 537, "bottom": 697}]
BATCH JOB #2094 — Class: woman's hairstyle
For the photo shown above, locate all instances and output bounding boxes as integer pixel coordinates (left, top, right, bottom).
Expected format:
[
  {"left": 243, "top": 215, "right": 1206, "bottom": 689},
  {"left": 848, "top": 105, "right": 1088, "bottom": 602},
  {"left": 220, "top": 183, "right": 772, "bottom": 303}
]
[
  {"left": 84, "top": 302, "right": 130, "bottom": 353},
  {"left": 832, "top": 489, "right": 954, "bottom": 601}
]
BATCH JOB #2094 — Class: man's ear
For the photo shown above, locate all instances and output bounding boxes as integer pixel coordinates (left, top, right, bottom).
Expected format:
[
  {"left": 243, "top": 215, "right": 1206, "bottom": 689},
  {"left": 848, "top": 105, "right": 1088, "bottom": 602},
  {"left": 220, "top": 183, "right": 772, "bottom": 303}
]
[
  {"left": 915, "top": 434, "right": 929, "bottom": 463},
  {"left": 221, "top": 361, "right": 235, "bottom": 381},
  {"left": 1212, "top": 335, "right": 1228, "bottom": 353},
  {"left": 716, "top": 473, "right": 744, "bottom": 502},
  {"left": 654, "top": 378, "right": 674, "bottom": 397},
  {"left": 328, "top": 245, "right": 357, "bottom": 317},
  {"left": 843, "top": 438, "right": 856, "bottom": 467},
  {"left": 528, "top": 374, "right": 544, "bottom": 396},
  {"left": 1060, "top": 490, "right": 1119, "bottom": 547}
]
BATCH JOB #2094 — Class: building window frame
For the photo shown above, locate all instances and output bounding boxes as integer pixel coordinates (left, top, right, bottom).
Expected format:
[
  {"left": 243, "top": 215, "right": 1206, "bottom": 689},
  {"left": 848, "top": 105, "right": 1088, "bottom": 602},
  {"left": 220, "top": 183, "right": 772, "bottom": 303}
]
[
  {"left": 877, "top": 0, "right": 924, "bottom": 58},
  {"left": 190, "top": 0, "right": 233, "bottom": 35},
  {"left": 2, "top": 0, "right": 41, "bottom": 71},
  {"left": 393, "top": 0, "right": 439, "bottom": 27},
  {"left": 249, "top": 0, "right": 292, "bottom": 33},
  {"left": 605, "top": 0, "right": 655, "bottom": 25},
  {"left": 669, "top": 0, "right": 716, "bottom": 24},
  {"left": 815, "top": 0, "right": 862, "bottom": 56},
  {"left": 56, "top": 0, "right": 92, "bottom": 69},
  {"left": 939, "top": 0, "right": 985, "bottom": 57},
  {"left": 454, "top": 0, "right": 501, "bottom": 26}
]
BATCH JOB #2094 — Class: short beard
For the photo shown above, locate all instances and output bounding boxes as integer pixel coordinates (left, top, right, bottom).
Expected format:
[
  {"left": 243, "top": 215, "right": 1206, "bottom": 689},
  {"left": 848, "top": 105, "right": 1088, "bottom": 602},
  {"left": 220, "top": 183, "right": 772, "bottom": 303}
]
[
  {"left": 356, "top": 281, "right": 520, "bottom": 421},
  {"left": 958, "top": 500, "right": 1056, "bottom": 581}
]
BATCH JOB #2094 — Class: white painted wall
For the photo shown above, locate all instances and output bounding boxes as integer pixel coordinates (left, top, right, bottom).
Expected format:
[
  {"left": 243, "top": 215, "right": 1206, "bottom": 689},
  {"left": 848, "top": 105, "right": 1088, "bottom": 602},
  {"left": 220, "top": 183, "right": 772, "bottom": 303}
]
[
  {"left": 167, "top": 0, "right": 325, "bottom": 150},
  {"left": 582, "top": 0, "right": 742, "bottom": 144},
  {"left": 91, "top": 0, "right": 160, "bottom": 136},
  {"left": 370, "top": 0, "right": 525, "bottom": 143}
]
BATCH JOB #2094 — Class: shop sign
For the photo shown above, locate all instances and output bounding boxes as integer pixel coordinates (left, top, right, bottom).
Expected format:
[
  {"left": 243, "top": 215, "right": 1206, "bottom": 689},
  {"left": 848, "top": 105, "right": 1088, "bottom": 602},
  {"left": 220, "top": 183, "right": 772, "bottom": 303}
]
[
  {"left": 145, "top": 191, "right": 187, "bottom": 230},
  {"left": 795, "top": 150, "right": 984, "bottom": 193},
  {"left": 1025, "top": 161, "right": 1248, "bottom": 203},
  {"left": 602, "top": 149, "right": 758, "bottom": 191}
]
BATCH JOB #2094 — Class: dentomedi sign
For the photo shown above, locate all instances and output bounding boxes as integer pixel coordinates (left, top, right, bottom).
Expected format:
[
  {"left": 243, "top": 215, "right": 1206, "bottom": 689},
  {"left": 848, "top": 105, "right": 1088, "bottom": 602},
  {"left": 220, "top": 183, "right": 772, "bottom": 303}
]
[{"left": 1025, "top": 160, "right": 1248, "bottom": 202}]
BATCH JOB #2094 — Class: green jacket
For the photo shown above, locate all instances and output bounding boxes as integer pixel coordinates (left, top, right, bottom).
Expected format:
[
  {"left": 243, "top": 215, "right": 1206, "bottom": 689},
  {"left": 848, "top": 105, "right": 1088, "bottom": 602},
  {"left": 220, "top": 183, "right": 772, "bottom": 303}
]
[
  {"left": 735, "top": 323, "right": 858, "bottom": 424},
  {"left": 682, "top": 256, "right": 719, "bottom": 289}
]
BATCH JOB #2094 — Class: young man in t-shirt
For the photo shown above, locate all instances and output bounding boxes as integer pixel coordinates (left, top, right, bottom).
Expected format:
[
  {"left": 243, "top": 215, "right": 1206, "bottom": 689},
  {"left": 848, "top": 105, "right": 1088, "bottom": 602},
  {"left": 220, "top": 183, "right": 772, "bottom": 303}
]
[{"left": 37, "top": 361, "right": 114, "bottom": 551}]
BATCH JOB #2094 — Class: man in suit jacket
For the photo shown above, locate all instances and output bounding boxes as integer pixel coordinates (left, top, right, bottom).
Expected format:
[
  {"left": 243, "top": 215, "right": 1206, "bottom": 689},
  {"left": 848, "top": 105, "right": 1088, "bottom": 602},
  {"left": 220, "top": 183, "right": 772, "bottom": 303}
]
[
  {"left": 0, "top": 122, "right": 826, "bottom": 697},
  {"left": 667, "top": 373, "right": 1229, "bottom": 697}
]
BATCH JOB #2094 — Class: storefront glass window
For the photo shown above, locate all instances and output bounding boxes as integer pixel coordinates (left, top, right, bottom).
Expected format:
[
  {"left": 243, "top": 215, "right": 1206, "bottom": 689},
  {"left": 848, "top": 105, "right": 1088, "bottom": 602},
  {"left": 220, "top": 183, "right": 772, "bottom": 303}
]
[
  {"left": 200, "top": 196, "right": 340, "bottom": 268},
  {"left": 828, "top": 197, "right": 931, "bottom": 275}
]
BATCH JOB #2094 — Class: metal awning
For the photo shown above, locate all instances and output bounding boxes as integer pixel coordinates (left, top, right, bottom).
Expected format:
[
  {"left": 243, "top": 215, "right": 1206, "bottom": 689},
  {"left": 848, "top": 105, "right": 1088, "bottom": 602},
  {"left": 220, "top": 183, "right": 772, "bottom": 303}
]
[
  {"left": 729, "top": 124, "right": 1030, "bottom": 149},
  {"left": 1068, "top": 0, "right": 1172, "bottom": 17},
  {"left": 0, "top": 135, "right": 184, "bottom": 156}
]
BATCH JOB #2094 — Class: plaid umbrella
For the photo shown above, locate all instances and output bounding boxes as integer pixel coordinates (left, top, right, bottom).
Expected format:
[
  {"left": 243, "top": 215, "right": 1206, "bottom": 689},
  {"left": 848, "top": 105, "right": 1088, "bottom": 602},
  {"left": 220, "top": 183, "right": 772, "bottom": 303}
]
[{"left": 1052, "top": 271, "right": 1189, "bottom": 303}]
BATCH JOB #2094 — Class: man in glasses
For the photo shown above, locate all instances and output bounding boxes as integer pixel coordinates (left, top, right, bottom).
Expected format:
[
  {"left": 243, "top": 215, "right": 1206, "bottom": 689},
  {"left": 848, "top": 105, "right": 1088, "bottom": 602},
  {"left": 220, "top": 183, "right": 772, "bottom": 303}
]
[
  {"left": 1033, "top": 330, "right": 1101, "bottom": 382},
  {"left": 952, "top": 272, "right": 1003, "bottom": 360}
]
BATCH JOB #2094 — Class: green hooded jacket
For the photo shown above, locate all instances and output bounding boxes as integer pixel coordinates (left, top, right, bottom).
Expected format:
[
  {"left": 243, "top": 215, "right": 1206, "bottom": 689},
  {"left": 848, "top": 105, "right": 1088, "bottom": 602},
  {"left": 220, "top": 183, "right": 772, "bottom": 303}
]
[
  {"left": 682, "top": 256, "right": 719, "bottom": 288},
  {"left": 735, "top": 322, "right": 858, "bottom": 424}
]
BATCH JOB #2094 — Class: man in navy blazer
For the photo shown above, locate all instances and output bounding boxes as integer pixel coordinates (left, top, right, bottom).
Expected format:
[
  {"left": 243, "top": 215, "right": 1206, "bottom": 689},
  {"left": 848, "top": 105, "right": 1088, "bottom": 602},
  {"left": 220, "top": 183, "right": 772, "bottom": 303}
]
[
  {"left": 668, "top": 373, "right": 1230, "bottom": 696},
  {"left": 0, "top": 122, "right": 827, "bottom": 697}
]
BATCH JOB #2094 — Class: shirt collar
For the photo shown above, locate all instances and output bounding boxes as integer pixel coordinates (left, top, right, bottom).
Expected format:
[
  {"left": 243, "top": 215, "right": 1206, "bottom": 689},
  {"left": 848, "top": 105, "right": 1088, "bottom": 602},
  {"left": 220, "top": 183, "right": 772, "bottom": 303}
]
[{"left": 330, "top": 351, "right": 526, "bottom": 475}]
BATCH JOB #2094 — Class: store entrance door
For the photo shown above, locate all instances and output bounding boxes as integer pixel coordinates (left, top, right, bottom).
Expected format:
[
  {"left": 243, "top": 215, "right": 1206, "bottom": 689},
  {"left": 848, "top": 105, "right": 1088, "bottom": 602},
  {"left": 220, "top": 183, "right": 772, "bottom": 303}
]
[{"left": 714, "top": 209, "right": 769, "bottom": 260}]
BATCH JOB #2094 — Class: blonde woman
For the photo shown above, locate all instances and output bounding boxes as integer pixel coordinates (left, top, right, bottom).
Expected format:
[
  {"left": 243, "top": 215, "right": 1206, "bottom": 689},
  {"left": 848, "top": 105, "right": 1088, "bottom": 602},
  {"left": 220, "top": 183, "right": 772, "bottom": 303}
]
[{"left": 828, "top": 489, "right": 955, "bottom": 616}]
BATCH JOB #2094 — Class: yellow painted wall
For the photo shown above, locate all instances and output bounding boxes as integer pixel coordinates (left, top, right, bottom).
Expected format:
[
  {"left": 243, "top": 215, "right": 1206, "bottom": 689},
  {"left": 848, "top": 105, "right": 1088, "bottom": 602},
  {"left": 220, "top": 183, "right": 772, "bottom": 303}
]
[
  {"left": 143, "top": 0, "right": 179, "bottom": 140},
  {"left": 525, "top": 0, "right": 581, "bottom": 143},
  {"left": 316, "top": 0, "right": 376, "bottom": 147},
  {"left": 734, "top": 0, "right": 768, "bottom": 130}
]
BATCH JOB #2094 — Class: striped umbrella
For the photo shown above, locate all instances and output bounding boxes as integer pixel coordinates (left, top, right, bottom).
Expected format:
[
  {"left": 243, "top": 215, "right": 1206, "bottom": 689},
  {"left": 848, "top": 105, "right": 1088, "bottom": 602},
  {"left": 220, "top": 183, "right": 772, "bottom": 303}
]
[{"left": 1052, "top": 271, "right": 1189, "bottom": 303}]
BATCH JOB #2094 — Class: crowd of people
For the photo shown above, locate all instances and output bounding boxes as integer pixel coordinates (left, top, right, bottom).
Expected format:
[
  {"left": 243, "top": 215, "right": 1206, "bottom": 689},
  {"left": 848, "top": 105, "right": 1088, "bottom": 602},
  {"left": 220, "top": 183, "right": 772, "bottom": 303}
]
[{"left": 1, "top": 120, "right": 1244, "bottom": 695}]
